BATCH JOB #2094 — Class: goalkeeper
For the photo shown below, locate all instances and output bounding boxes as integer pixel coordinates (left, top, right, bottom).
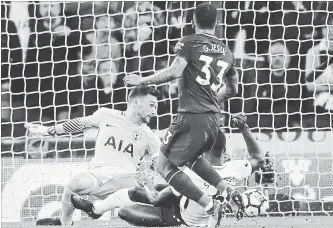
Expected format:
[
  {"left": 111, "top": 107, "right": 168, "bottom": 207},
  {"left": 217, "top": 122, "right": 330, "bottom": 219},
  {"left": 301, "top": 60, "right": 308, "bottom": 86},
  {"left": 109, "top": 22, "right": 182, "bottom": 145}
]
[{"left": 25, "top": 85, "right": 161, "bottom": 226}]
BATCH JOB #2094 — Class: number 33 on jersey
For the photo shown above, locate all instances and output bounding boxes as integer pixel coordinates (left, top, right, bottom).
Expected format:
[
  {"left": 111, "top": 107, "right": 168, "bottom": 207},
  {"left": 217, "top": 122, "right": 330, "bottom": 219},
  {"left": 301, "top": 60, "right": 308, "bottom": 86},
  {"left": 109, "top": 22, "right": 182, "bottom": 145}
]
[{"left": 174, "top": 33, "right": 236, "bottom": 113}]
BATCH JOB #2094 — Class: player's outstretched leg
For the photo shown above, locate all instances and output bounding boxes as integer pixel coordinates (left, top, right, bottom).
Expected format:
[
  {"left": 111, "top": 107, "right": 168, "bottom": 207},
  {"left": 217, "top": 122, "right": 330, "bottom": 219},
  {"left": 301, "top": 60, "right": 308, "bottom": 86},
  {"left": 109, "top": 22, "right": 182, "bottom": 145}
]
[
  {"left": 71, "top": 195, "right": 102, "bottom": 219},
  {"left": 156, "top": 153, "right": 217, "bottom": 216},
  {"left": 71, "top": 188, "right": 135, "bottom": 219},
  {"left": 118, "top": 204, "right": 166, "bottom": 227},
  {"left": 118, "top": 204, "right": 183, "bottom": 227},
  {"left": 36, "top": 172, "right": 96, "bottom": 226}
]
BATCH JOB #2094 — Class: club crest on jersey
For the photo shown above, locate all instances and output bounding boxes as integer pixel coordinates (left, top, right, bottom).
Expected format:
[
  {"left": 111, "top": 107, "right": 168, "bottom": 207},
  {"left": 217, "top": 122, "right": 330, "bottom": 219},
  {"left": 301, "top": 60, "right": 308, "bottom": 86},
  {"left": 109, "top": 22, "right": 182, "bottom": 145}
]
[{"left": 133, "top": 131, "right": 142, "bottom": 141}]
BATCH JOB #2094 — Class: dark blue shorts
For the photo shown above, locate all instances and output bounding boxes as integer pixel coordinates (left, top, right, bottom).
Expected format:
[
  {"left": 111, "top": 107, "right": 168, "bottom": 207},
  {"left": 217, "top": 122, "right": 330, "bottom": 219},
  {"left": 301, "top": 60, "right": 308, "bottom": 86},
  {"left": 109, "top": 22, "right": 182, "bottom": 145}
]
[{"left": 161, "top": 112, "right": 220, "bottom": 166}]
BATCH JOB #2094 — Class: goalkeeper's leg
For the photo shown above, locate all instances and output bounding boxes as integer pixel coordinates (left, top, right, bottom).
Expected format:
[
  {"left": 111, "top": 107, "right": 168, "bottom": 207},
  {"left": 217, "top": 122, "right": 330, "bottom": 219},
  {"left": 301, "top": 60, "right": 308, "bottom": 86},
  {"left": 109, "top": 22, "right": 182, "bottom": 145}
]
[
  {"left": 71, "top": 176, "right": 140, "bottom": 217},
  {"left": 89, "top": 184, "right": 171, "bottom": 215},
  {"left": 36, "top": 172, "right": 96, "bottom": 226},
  {"left": 71, "top": 183, "right": 171, "bottom": 218},
  {"left": 61, "top": 172, "right": 96, "bottom": 225}
]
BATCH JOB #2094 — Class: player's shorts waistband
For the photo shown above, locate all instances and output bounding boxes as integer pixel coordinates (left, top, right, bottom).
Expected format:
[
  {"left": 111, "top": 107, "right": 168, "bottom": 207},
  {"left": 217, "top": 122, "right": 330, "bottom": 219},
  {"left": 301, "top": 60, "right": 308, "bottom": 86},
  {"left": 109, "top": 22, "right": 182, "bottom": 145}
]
[
  {"left": 178, "top": 111, "right": 219, "bottom": 115},
  {"left": 175, "top": 112, "right": 220, "bottom": 125},
  {"left": 177, "top": 112, "right": 220, "bottom": 121}
]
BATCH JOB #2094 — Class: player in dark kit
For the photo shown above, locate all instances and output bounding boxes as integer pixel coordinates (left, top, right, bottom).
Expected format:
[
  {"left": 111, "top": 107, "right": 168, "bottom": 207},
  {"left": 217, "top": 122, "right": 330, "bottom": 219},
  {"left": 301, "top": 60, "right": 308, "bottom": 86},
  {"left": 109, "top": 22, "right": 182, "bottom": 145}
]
[{"left": 124, "top": 3, "right": 241, "bottom": 224}]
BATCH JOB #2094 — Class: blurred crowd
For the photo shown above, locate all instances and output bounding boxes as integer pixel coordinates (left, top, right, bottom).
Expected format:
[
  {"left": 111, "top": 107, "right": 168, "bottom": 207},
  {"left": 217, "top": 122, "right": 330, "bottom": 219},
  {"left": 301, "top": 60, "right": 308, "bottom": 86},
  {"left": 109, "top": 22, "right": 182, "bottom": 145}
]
[{"left": 1, "top": 1, "right": 333, "bottom": 138}]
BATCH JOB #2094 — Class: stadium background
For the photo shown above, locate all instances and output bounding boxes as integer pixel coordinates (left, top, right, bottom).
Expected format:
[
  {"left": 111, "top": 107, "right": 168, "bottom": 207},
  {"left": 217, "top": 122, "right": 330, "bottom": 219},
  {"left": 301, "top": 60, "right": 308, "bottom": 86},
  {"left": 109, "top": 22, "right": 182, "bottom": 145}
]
[{"left": 1, "top": 1, "right": 332, "bottom": 224}]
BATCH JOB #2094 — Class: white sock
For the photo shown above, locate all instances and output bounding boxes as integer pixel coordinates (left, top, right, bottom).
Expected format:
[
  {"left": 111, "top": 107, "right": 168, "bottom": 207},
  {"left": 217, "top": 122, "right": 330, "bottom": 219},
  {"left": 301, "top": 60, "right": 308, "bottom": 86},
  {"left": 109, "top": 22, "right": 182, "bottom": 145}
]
[
  {"left": 61, "top": 187, "right": 77, "bottom": 225},
  {"left": 93, "top": 188, "right": 134, "bottom": 215}
]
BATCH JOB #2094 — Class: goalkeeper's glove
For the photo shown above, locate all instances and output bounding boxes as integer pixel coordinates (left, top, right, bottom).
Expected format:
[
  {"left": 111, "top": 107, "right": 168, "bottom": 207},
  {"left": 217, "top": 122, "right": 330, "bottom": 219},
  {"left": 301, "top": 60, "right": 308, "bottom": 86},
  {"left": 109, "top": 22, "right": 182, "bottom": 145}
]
[
  {"left": 231, "top": 113, "right": 247, "bottom": 130},
  {"left": 25, "top": 123, "right": 56, "bottom": 136}
]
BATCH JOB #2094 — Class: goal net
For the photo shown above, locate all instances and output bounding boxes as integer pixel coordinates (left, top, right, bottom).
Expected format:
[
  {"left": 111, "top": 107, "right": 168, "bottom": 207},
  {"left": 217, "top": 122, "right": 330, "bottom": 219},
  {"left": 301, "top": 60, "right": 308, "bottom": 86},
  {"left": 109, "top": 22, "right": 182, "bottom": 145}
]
[{"left": 1, "top": 1, "right": 332, "bottom": 222}]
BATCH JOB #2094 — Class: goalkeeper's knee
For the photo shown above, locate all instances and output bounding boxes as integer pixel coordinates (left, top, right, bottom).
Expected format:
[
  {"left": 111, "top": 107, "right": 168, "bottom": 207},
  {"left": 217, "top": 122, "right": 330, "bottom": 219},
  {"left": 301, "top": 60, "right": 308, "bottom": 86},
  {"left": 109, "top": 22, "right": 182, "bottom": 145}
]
[{"left": 65, "top": 172, "right": 97, "bottom": 195}]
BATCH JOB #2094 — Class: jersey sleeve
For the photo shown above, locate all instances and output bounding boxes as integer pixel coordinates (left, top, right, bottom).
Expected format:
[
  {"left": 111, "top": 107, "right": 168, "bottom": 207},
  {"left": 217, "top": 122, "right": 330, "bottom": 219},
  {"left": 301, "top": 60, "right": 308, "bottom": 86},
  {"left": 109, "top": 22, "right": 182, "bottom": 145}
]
[
  {"left": 87, "top": 108, "right": 109, "bottom": 127},
  {"left": 53, "top": 108, "right": 112, "bottom": 134},
  {"left": 216, "top": 160, "right": 252, "bottom": 183},
  {"left": 147, "top": 134, "right": 161, "bottom": 169},
  {"left": 88, "top": 107, "right": 120, "bottom": 128},
  {"left": 138, "top": 129, "right": 161, "bottom": 171},
  {"left": 174, "top": 38, "right": 192, "bottom": 62},
  {"left": 147, "top": 133, "right": 161, "bottom": 156}
]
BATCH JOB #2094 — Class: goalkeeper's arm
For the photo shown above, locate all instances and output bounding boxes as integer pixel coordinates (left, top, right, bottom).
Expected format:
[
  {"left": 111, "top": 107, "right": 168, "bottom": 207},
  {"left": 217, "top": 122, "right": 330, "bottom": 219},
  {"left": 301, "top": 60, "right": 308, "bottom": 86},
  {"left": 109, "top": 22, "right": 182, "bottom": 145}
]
[{"left": 25, "top": 116, "right": 98, "bottom": 136}]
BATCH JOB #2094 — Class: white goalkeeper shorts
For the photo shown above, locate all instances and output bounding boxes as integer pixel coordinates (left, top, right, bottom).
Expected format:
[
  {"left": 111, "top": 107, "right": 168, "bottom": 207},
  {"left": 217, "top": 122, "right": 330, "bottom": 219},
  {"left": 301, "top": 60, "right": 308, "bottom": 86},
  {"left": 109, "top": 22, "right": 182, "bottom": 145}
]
[{"left": 84, "top": 166, "right": 139, "bottom": 200}]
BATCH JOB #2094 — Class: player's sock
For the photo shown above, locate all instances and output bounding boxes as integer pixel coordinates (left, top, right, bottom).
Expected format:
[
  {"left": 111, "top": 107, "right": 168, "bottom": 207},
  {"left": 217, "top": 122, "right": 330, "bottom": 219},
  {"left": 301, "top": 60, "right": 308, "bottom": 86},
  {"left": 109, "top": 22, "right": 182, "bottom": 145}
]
[
  {"left": 93, "top": 188, "right": 134, "bottom": 215},
  {"left": 191, "top": 156, "right": 229, "bottom": 192},
  {"left": 166, "top": 168, "right": 213, "bottom": 210},
  {"left": 61, "top": 187, "right": 77, "bottom": 226}
]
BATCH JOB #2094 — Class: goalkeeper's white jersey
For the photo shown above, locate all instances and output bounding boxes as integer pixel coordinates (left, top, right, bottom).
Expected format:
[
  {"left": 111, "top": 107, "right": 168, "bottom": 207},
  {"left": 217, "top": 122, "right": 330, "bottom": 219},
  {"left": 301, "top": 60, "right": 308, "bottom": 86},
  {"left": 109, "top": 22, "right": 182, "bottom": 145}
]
[
  {"left": 88, "top": 108, "right": 160, "bottom": 174},
  {"left": 178, "top": 159, "right": 252, "bottom": 227}
]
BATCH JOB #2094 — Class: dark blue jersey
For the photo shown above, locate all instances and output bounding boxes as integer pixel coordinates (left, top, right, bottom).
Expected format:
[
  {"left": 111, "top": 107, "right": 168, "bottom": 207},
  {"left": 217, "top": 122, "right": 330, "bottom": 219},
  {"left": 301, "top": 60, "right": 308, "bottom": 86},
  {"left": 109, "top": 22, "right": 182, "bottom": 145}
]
[{"left": 174, "top": 33, "right": 235, "bottom": 113}]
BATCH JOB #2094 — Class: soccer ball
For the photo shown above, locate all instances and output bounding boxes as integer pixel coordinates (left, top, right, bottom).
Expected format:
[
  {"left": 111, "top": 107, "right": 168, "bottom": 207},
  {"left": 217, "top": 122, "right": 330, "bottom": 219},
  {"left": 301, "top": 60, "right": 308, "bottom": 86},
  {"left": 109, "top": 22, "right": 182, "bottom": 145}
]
[{"left": 242, "top": 189, "right": 269, "bottom": 217}]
